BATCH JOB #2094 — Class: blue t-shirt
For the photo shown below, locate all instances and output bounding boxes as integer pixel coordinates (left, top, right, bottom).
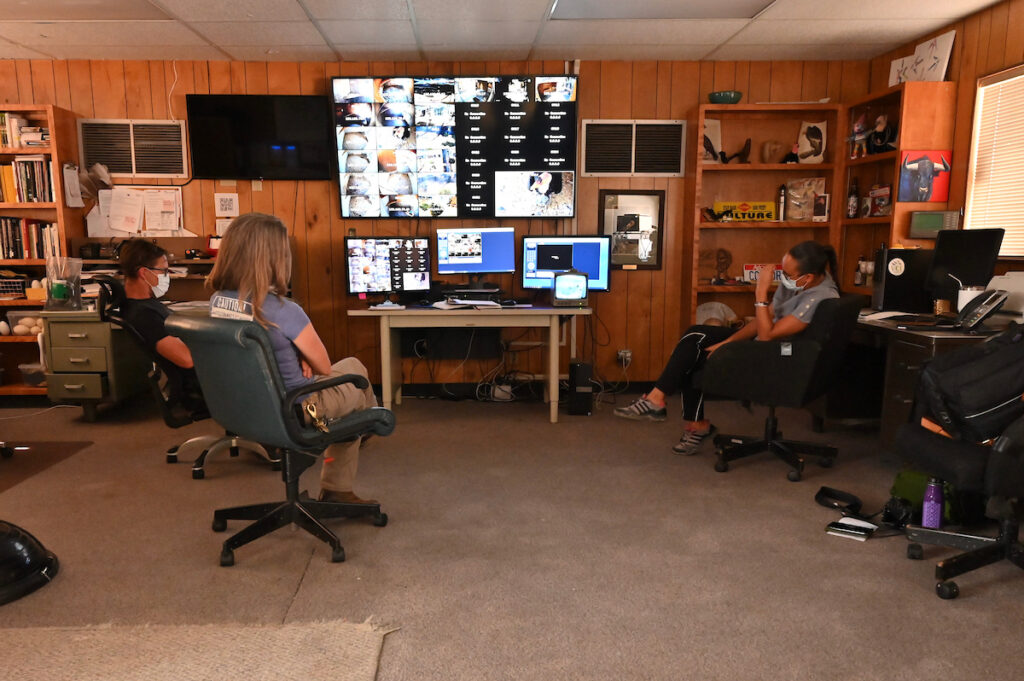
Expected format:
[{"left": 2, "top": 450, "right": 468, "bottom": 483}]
[
  {"left": 210, "top": 290, "right": 313, "bottom": 391},
  {"left": 771, "top": 273, "right": 839, "bottom": 323}
]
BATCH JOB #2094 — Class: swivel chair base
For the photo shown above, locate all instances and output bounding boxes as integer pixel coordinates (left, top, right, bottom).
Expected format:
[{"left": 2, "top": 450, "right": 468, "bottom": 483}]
[
  {"left": 906, "top": 514, "right": 1024, "bottom": 599},
  {"left": 166, "top": 433, "right": 281, "bottom": 479},
  {"left": 713, "top": 406, "right": 837, "bottom": 481},
  {"left": 211, "top": 448, "right": 387, "bottom": 566}
]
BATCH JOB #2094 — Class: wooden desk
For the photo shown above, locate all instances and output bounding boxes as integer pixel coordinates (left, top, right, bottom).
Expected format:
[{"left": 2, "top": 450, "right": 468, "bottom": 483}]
[{"left": 349, "top": 306, "right": 591, "bottom": 423}]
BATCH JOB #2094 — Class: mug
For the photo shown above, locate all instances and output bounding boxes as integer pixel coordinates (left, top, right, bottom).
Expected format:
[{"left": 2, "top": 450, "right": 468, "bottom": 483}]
[{"left": 957, "top": 286, "right": 986, "bottom": 312}]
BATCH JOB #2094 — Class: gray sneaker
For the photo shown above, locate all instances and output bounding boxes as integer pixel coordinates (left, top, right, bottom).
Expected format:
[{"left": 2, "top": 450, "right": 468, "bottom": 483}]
[
  {"left": 614, "top": 396, "right": 667, "bottom": 421},
  {"left": 672, "top": 425, "right": 717, "bottom": 455}
]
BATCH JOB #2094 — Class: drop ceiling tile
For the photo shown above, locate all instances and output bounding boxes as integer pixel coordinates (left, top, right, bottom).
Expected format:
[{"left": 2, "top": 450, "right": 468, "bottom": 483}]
[
  {"left": 37, "top": 44, "right": 230, "bottom": 60},
  {"left": 0, "top": 0, "right": 170, "bottom": 21},
  {"left": 532, "top": 44, "right": 716, "bottom": 60},
  {"left": 0, "top": 20, "right": 209, "bottom": 46},
  {"left": 552, "top": 0, "right": 772, "bottom": 20},
  {"left": 224, "top": 45, "right": 339, "bottom": 61},
  {"left": 417, "top": 21, "right": 541, "bottom": 44},
  {"left": 154, "top": 0, "right": 308, "bottom": 22},
  {"left": 762, "top": 0, "right": 999, "bottom": 20},
  {"left": 191, "top": 21, "right": 326, "bottom": 46},
  {"left": 411, "top": 0, "right": 552, "bottom": 22},
  {"left": 709, "top": 43, "right": 903, "bottom": 61},
  {"left": 302, "top": 0, "right": 411, "bottom": 21},
  {"left": 320, "top": 20, "right": 417, "bottom": 44},
  {"left": 540, "top": 19, "right": 747, "bottom": 45},
  {"left": 421, "top": 45, "right": 532, "bottom": 61},
  {"left": 730, "top": 18, "right": 954, "bottom": 45}
]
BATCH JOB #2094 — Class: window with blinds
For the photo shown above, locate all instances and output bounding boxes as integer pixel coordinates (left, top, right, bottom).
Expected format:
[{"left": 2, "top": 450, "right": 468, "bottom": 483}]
[{"left": 965, "top": 64, "right": 1024, "bottom": 256}]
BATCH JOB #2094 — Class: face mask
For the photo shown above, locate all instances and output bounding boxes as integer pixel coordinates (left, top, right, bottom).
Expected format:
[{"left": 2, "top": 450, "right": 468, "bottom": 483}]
[
  {"left": 151, "top": 273, "right": 170, "bottom": 299},
  {"left": 780, "top": 272, "right": 805, "bottom": 291}
]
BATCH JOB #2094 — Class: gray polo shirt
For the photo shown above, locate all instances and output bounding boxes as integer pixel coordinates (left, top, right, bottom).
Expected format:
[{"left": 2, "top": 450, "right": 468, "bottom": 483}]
[{"left": 771, "top": 273, "right": 839, "bottom": 323}]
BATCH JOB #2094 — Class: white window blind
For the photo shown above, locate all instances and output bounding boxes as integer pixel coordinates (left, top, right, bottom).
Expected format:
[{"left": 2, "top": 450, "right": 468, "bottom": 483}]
[{"left": 965, "top": 64, "right": 1024, "bottom": 256}]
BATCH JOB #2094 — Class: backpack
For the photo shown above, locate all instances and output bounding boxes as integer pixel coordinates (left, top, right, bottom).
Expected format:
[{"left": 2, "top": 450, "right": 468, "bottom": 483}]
[{"left": 914, "top": 322, "right": 1024, "bottom": 442}]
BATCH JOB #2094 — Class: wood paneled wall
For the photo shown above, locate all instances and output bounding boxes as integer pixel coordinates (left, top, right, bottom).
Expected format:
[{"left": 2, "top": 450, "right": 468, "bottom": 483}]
[{"left": 0, "top": 57, "right": 869, "bottom": 383}]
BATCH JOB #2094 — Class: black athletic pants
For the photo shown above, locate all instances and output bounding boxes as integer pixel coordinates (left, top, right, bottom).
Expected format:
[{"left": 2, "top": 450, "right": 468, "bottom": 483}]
[{"left": 654, "top": 325, "right": 737, "bottom": 422}]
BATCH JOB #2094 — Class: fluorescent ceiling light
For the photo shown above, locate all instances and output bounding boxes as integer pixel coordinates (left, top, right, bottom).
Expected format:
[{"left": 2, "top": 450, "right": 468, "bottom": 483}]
[{"left": 551, "top": 0, "right": 773, "bottom": 20}]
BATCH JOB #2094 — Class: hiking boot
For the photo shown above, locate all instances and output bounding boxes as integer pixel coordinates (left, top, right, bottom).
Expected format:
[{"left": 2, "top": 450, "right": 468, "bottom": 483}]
[
  {"left": 613, "top": 396, "right": 667, "bottom": 421},
  {"left": 319, "top": 489, "right": 378, "bottom": 505},
  {"left": 672, "top": 425, "right": 718, "bottom": 455}
]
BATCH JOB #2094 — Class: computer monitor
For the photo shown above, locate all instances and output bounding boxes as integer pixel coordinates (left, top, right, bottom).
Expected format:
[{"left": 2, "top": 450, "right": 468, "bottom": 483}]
[
  {"left": 345, "top": 236, "right": 430, "bottom": 294},
  {"left": 926, "top": 228, "right": 1004, "bottom": 302},
  {"left": 435, "top": 227, "right": 516, "bottom": 275},
  {"left": 522, "top": 235, "right": 611, "bottom": 291}
]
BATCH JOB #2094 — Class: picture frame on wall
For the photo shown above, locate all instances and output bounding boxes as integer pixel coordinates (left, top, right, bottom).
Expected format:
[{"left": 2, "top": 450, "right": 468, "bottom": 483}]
[{"left": 599, "top": 189, "right": 665, "bottom": 270}]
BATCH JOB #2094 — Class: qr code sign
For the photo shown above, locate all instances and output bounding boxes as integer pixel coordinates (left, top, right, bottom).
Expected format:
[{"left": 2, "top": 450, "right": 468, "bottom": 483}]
[{"left": 214, "top": 193, "right": 239, "bottom": 217}]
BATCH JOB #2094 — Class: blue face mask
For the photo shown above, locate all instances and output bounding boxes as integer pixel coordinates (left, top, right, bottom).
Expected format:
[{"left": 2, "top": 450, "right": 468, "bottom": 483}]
[{"left": 779, "top": 272, "right": 806, "bottom": 291}]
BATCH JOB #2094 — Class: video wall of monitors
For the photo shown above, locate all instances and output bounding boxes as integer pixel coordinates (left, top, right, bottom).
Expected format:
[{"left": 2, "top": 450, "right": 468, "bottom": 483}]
[{"left": 332, "top": 75, "right": 577, "bottom": 219}]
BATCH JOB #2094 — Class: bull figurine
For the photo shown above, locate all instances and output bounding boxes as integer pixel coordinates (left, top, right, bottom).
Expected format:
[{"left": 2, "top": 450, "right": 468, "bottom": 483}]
[{"left": 899, "top": 154, "right": 950, "bottom": 202}]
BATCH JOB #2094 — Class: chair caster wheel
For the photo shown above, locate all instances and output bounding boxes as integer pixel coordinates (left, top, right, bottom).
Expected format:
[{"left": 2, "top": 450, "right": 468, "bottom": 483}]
[
  {"left": 220, "top": 549, "right": 235, "bottom": 567},
  {"left": 1, "top": 446, "right": 13, "bottom": 459},
  {"left": 166, "top": 453, "right": 178, "bottom": 464},
  {"left": 331, "top": 546, "right": 346, "bottom": 563},
  {"left": 192, "top": 468, "right": 205, "bottom": 480},
  {"left": 212, "top": 518, "right": 227, "bottom": 532},
  {"left": 787, "top": 469, "right": 802, "bottom": 482},
  {"left": 714, "top": 458, "right": 729, "bottom": 473},
  {"left": 936, "top": 581, "right": 959, "bottom": 599},
  {"left": 229, "top": 447, "right": 240, "bottom": 457},
  {"left": 907, "top": 543, "right": 924, "bottom": 560},
  {"left": 373, "top": 512, "right": 389, "bottom": 527},
  {"left": 818, "top": 457, "right": 834, "bottom": 468}
]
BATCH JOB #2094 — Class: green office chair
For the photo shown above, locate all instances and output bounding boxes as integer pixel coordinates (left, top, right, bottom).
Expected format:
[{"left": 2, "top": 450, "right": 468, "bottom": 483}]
[{"left": 165, "top": 313, "right": 394, "bottom": 567}]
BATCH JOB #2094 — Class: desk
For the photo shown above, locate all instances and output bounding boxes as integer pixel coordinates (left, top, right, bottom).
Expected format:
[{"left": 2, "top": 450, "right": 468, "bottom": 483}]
[
  {"left": 349, "top": 307, "right": 591, "bottom": 423},
  {"left": 857, "top": 317, "right": 994, "bottom": 442}
]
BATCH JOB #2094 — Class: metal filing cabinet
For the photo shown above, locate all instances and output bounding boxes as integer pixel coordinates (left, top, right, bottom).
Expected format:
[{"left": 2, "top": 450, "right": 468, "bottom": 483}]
[{"left": 40, "top": 310, "right": 151, "bottom": 421}]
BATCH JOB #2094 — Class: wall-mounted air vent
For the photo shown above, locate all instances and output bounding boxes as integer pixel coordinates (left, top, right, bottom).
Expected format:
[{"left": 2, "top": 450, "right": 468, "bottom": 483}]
[
  {"left": 581, "top": 120, "right": 686, "bottom": 177},
  {"left": 78, "top": 119, "right": 188, "bottom": 179}
]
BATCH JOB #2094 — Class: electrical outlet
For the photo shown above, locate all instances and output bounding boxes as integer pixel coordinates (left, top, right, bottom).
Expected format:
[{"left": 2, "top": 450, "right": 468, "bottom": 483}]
[{"left": 617, "top": 349, "right": 632, "bottom": 365}]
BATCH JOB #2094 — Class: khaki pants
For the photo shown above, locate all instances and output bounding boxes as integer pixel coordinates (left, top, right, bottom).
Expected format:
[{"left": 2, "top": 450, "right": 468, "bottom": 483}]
[{"left": 303, "top": 357, "right": 377, "bottom": 493}]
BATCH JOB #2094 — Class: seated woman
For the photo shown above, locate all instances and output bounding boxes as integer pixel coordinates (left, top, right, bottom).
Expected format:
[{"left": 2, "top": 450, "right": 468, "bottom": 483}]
[
  {"left": 614, "top": 240, "right": 840, "bottom": 454},
  {"left": 208, "top": 213, "right": 378, "bottom": 505}
]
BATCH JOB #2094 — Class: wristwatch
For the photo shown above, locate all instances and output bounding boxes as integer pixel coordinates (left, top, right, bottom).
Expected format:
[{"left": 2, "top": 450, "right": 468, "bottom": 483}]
[{"left": 754, "top": 301, "right": 770, "bottom": 308}]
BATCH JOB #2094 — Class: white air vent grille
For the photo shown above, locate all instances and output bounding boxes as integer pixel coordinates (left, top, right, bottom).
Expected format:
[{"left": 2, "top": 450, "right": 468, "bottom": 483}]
[
  {"left": 78, "top": 119, "right": 187, "bottom": 179},
  {"left": 582, "top": 120, "right": 686, "bottom": 177}
]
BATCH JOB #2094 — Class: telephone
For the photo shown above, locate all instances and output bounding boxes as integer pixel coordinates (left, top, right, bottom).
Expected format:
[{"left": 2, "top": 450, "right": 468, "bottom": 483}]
[{"left": 953, "top": 289, "right": 1008, "bottom": 330}]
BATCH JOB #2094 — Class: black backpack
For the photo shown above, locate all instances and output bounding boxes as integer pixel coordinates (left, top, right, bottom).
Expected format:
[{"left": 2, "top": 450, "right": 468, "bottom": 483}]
[{"left": 914, "top": 323, "right": 1024, "bottom": 442}]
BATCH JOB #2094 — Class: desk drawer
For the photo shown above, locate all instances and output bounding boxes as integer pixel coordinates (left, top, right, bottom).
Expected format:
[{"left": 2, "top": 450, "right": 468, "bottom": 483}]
[
  {"left": 46, "top": 373, "right": 106, "bottom": 400},
  {"left": 49, "top": 323, "right": 110, "bottom": 347},
  {"left": 51, "top": 347, "right": 107, "bottom": 372}
]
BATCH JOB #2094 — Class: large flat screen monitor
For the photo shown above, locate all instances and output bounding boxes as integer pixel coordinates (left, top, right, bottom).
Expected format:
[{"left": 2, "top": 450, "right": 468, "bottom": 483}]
[
  {"left": 332, "top": 75, "right": 577, "bottom": 219},
  {"left": 522, "top": 235, "right": 612, "bottom": 291},
  {"left": 926, "top": 228, "right": 1005, "bottom": 302},
  {"left": 345, "top": 236, "right": 430, "bottom": 294},
  {"left": 435, "top": 227, "right": 516, "bottom": 275},
  {"left": 186, "top": 94, "right": 334, "bottom": 180}
]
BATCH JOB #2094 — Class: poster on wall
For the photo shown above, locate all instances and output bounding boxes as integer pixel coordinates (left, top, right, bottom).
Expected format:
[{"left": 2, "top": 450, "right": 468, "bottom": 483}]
[
  {"left": 888, "top": 30, "right": 956, "bottom": 86},
  {"left": 898, "top": 151, "right": 951, "bottom": 202}
]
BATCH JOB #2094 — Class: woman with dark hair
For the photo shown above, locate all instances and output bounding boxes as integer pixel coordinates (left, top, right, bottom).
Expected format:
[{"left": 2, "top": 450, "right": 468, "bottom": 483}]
[{"left": 615, "top": 240, "right": 840, "bottom": 454}]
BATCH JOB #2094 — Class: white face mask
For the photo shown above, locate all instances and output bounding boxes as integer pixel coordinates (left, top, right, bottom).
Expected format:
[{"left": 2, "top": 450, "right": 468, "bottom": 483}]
[
  {"left": 779, "top": 272, "right": 805, "bottom": 291},
  {"left": 151, "top": 273, "right": 170, "bottom": 298}
]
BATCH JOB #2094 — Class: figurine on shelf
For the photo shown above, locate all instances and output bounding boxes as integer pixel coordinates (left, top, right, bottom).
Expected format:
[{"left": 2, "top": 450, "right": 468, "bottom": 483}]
[
  {"left": 701, "top": 206, "right": 734, "bottom": 222},
  {"left": 714, "top": 248, "right": 733, "bottom": 282},
  {"left": 867, "top": 114, "right": 897, "bottom": 154},
  {"left": 719, "top": 138, "right": 752, "bottom": 164},
  {"left": 848, "top": 114, "right": 868, "bottom": 159},
  {"left": 780, "top": 143, "right": 800, "bottom": 164}
]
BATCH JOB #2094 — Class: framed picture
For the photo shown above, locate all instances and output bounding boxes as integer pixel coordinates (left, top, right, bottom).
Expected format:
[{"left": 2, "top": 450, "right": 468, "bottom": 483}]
[{"left": 599, "top": 189, "right": 665, "bottom": 270}]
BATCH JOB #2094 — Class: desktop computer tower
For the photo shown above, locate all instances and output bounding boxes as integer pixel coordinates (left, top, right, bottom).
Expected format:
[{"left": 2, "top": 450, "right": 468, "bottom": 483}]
[
  {"left": 872, "top": 247, "right": 934, "bottom": 312},
  {"left": 568, "top": 359, "right": 593, "bottom": 416}
]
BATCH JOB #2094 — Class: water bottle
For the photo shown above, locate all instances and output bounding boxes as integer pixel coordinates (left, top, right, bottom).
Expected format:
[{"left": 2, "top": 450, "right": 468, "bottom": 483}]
[{"left": 922, "top": 478, "right": 944, "bottom": 529}]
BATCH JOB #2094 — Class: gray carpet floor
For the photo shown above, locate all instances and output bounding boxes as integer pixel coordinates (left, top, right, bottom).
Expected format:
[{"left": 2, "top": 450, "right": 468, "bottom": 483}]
[{"left": 1, "top": 395, "right": 1022, "bottom": 680}]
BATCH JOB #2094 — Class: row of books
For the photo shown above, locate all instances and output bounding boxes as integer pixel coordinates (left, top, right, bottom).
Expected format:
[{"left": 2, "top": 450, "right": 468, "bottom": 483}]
[
  {"left": 0, "top": 113, "right": 49, "bottom": 148},
  {"left": 0, "top": 217, "right": 60, "bottom": 260},
  {"left": 0, "top": 157, "right": 53, "bottom": 203}
]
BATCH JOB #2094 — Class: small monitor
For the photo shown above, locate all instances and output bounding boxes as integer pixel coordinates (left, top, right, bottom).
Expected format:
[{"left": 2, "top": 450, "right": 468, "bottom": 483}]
[
  {"left": 435, "top": 227, "right": 516, "bottom": 275},
  {"left": 553, "top": 270, "right": 589, "bottom": 307},
  {"left": 345, "top": 236, "right": 430, "bottom": 294},
  {"left": 926, "top": 228, "right": 1004, "bottom": 302},
  {"left": 522, "top": 235, "right": 611, "bottom": 291}
]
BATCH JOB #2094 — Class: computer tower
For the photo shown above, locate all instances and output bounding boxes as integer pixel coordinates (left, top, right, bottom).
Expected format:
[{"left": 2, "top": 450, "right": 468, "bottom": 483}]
[
  {"left": 872, "top": 247, "right": 934, "bottom": 312},
  {"left": 568, "top": 359, "right": 593, "bottom": 416}
]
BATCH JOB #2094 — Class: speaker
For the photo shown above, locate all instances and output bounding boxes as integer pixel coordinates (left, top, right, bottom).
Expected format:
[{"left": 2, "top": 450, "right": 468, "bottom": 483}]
[{"left": 568, "top": 359, "right": 593, "bottom": 416}]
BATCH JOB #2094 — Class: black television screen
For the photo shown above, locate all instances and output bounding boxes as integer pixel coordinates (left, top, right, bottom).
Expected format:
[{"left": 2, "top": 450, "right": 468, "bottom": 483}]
[
  {"left": 332, "top": 75, "right": 577, "bottom": 219},
  {"left": 186, "top": 94, "right": 333, "bottom": 180}
]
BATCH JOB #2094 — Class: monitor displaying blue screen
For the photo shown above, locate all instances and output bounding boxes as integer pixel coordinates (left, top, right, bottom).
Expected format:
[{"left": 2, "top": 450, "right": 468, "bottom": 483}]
[
  {"left": 436, "top": 227, "right": 516, "bottom": 274},
  {"left": 522, "top": 236, "right": 611, "bottom": 291}
]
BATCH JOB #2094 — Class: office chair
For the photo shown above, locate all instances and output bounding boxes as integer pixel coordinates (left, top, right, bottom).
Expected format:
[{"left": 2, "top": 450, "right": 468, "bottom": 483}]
[
  {"left": 697, "top": 293, "right": 866, "bottom": 481},
  {"left": 894, "top": 417, "right": 1024, "bottom": 599},
  {"left": 165, "top": 313, "right": 393, "bottom": 566},
  {"left": 92, "top": 275, "right": 278, "bottom": 479}
]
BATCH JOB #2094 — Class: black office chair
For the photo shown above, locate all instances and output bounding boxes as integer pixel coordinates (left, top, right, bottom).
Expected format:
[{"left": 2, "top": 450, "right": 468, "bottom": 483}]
[
  {"left": 697, "top": 293, "right": 866, "bottom": 481},
  {"left": 894, "top": 417, "right": 1024, "bottom": 598},
  {"left": 92, "top": 275, "right": 278, "bottom": 479},
  {"left": 165, "top": 313, "right": 394, "bottom": 567}
]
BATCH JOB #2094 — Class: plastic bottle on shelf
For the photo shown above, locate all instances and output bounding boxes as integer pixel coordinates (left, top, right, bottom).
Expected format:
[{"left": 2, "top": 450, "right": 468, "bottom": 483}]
[
  {"left": 922, "top": 478, "right": 944, "bottom": 529},
  {"left": 777, "top": 184, "right": 786, "bottom": 222},
  {"left": 846, "top": 178, "right": 860, "bottom": 219}
]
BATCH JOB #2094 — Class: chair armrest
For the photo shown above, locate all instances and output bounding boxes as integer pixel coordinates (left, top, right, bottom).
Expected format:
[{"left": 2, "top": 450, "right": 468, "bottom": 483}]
[{"left": 280, "top": 374, "right": 394, "bottom": 448}]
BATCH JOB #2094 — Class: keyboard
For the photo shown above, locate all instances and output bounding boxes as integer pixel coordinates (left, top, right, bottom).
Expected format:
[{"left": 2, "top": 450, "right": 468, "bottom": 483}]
[{"left": 886, "top": 313, "right": 957, "bottom": 326}]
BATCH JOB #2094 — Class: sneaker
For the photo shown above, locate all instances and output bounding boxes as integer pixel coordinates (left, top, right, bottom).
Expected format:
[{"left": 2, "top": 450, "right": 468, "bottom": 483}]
[
  {"left": 672, "top": 425, "right": 718, "bottom": 455},
  {"left": 614, "top": 396, "right": 667, "bottom": 421}
]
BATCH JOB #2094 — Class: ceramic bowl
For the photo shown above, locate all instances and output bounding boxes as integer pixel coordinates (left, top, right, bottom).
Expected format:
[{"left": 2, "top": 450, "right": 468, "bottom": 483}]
[{"left": 708, "top": 90, "right": 742, "bottom": 104}]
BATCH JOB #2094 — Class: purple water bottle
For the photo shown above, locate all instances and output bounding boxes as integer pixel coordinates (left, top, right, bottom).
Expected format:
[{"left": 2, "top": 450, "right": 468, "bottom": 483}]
[{"left": 922, "top": 478, "right": 944, "bottom": 529}]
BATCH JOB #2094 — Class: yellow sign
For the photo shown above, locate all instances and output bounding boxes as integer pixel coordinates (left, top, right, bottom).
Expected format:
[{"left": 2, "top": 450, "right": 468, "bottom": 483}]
[{"left": 712, "top": 201, "right": 776, "bottom": 221}]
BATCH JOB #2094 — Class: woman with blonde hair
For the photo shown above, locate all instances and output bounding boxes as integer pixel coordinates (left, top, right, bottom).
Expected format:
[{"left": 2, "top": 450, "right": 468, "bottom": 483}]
[{"left": 207, "top": 212, "right": 378, "bottom": 504}]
